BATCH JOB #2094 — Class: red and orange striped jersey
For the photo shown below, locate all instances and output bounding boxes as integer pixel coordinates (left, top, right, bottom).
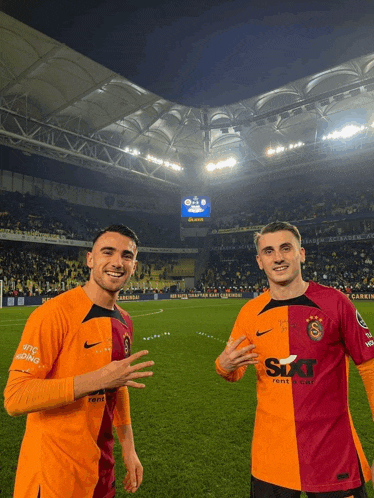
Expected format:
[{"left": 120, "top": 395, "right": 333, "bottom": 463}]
[
  {"left": 216, "top": 281, "right": 374, "bottom": 493},
  {"left": 5, "top": 286, "right": 133, "bottom": 498}
]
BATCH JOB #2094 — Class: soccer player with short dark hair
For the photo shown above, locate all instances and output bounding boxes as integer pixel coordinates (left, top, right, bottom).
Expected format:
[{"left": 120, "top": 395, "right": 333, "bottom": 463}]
[
  {"left": 216, "top": 221, "right": 374, "bottom": 498},
  {"left": 4, "top": 224, "right": 154, "bottom": 498}
]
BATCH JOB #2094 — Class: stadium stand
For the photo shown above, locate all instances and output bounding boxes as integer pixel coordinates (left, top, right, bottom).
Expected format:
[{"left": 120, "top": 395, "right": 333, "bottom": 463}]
[{"left": 1, "top": 178, "right": 374, "bottom": 298}]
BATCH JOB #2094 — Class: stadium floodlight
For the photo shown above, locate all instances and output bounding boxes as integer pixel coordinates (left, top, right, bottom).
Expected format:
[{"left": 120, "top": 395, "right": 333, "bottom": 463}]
[
  {"left": 322, "top": 124, "right": 366, "bottom": 141},
  {"left": 265, "top": 142, "right": 304, "bottom": 157},
  {"left": 205, "top": 157, "right": 237, "bottom": 172},
  {"left": 124, "top": 147, "right": 140, "bottom": 156},
  {"left": 122, "top": 147, "right": 183, "bottom": 171},
  {"left": 145, "top": 154, "right": 183, "bottom": 171}
]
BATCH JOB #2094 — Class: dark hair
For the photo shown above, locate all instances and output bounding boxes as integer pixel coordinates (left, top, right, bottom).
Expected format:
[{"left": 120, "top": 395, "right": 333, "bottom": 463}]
[
  {"left": 92, "top": 224, "right": 140, "bottom": 248},
  {"left": 254, "top": 221, "right": 301, "bottom": 251}
]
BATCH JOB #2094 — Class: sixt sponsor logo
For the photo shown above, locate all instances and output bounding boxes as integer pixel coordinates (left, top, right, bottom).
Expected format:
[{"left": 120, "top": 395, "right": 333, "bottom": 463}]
[{"left": 265, "top": 355, "right": 317, "bottom": 384}]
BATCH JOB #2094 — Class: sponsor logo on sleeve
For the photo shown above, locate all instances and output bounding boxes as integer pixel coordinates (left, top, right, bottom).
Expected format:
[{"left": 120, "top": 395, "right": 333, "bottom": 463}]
[
  {"left": 354, "top": 311, "right": 374, "bottom": 346},
  {"left": 363, "top": 331, "right": 374, "bottom": 347},
  {"left": 14, "top": 344, "right": 40, "bottom": 364},
  {"left": 356, "top": 310, "right": 369, "bottom": 329}
]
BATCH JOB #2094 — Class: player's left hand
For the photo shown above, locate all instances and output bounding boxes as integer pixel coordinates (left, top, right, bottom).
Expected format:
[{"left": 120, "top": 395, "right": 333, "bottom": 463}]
[{"left": 122, "top": 449, "right": 143, "bottom": 493}]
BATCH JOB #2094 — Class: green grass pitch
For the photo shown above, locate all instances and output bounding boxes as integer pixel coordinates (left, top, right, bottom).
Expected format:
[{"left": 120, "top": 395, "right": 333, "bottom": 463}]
[{"left": 1, "top": 299, "right": 374, "bottom": 498}]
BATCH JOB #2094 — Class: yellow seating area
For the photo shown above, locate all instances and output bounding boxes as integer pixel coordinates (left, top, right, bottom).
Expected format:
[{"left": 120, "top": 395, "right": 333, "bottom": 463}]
[{"left": 169, "top": 258, "right": 195, "bottom": 277}]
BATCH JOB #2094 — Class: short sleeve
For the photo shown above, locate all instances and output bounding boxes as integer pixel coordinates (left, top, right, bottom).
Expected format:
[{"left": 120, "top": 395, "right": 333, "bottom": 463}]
[{"left": 338, "top": 293, "right": 374, "bottom": 365}]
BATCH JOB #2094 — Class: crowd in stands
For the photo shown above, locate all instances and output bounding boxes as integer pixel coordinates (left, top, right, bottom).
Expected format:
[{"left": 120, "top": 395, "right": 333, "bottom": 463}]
[
  {"left": 1, "top": 238, "right": 373, "bottom": 298},
  {"left": 212, "top": 218, "right": 374, "bottom": 250},
  {"left": 2, "top": 178, "right": 374, "bottom": 252},
  {"left": 197, "top": 240, "right": 374, "bottom": 294},
  {"left": 1, "top": 175, "right": 374, "bottom": 299},
  {"left": 0, "top": 191, "right": 182, "bottom": 247},
  {"left": 0, "top": 243, "right": 188, "bottom": 297},
  {"left": 0, "top": 245, "right": 88, "bottom": 297},
  {"left": 212, "top": 176, "right": 374, "bottom": 231}
]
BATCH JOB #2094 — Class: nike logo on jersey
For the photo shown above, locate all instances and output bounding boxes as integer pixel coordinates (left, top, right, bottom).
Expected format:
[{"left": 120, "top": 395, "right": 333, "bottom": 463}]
[
  {"left": 84, "top": 341, "right": 102, "bottom": 349},
  {"left": 256, "top": 328, "right": 273, "bottom": 336}
]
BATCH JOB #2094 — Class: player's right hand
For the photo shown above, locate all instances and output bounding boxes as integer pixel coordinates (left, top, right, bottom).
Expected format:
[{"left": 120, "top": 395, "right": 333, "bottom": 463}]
[
  {"left": 99, "top": 350, "right": 154, "bottom": 389},
  {"left": 218, "top": 336, "right": 258, "bottom": 372}
]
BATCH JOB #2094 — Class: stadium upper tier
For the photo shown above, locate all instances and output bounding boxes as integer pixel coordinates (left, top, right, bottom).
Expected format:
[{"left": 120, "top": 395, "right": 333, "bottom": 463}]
[
  {"left": 1, "top": 183, "right": 374, "bottom": 247},
  {"left": 2, "top": 12, "right": 374, "bottom": 188},
  {"left": 0, "top": 191, "right": 183, "bottom": 248}
]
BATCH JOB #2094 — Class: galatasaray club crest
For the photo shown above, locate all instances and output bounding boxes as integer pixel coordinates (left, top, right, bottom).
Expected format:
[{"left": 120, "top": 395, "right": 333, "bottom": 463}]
[
  {"left": 123, "top": 335, "right": 131, "bottom": 358},
  {"left": 306, "top": 316, "right": 324, "bottom": 341}
]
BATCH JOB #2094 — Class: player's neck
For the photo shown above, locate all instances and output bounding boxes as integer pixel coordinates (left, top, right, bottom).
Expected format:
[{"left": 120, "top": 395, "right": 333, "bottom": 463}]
[
  {"left": 269, "top": 278, "right": 308, "bottom": 301},
  {"left": 82, "top": 282, "right": 117, "bottom": 310}
]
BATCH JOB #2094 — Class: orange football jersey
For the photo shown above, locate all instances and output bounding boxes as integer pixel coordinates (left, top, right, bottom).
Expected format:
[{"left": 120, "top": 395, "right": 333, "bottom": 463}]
[{"left": 5, "top": 286, "right": 133, "bottom": 498}]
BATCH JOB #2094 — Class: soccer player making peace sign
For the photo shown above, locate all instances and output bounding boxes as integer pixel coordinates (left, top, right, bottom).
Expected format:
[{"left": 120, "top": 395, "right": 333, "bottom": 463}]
[
  {"left": 216, "top": 221, "right": 374, "bottom": 498},
  {"left": 4, "top": 224, "right": 154, "bottom": 498}
]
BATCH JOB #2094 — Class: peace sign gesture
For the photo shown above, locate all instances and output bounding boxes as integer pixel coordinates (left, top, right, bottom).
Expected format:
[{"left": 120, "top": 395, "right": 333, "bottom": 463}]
[{"left": 217, "top": 336, "right": 258, "bottom": 373}]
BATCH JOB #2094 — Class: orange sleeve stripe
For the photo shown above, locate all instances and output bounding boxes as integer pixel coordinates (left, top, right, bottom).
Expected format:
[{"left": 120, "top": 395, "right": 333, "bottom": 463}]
[
  {"left": 357, "top": 357, "right": 374, "bottom": 420},
  {"left": 113, "top": 386, "right": 131, "bottom": 426},
  {"left": 4, "top": 370, "right": 75, "bottom": 416}
]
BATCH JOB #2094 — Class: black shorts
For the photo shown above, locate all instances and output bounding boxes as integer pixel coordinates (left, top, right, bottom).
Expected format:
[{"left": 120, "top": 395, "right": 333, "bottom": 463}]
[{"left": 250, "top": 475, "right": 368, "bottom": 498}]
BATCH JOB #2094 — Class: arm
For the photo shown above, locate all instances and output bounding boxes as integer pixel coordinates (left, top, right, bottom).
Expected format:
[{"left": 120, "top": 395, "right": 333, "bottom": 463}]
[
  {"left": 357, "top": 358, "right": 374, "bottom": 486},
  {"left": 4, "top": 351, "right": 153, "bottom": 416},
  {"left": 4, "top": 296, "right": 153, "bottom": 416},
  {"left": 215, "top": 308, "right": 258, "bottom": 382},
  {"left": 114, "top": 386, "right": 143, "bottom": 493},
  {"left": 4, "top": 371, "right": 75, "bottom": 416},
  {"left": 216, "top": 335, "right": 258, "bottom": 382},
  {"left": 116, "top": 423, "right": 143, "bottom": 494},
  {"left": 357, "top": 357, "right": 374, "bottom": 419},
  {"left": 73, "top": 351, "right": 153, "bottom": 399},
  {"left": 215, "top": 306, "right": 258, "bottom": 382}
]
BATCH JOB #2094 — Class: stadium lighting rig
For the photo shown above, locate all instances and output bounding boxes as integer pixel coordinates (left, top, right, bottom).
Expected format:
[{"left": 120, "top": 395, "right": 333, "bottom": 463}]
[
  {"left": 205, "top": 157, "right": 237, "bottom": 172},
  {"left": 322, "top": 124, "right": 367, "bottom": 141},
  {"left": 265, "top": 141, "right": 305, "bottom": 157},
  {"left": 124, "top": 147, "right": 140, "bottom": 156},
  {"left": 123, "top": 147, "right": 183, "bottom": 171},
  {"left": 145, "top": 154, "right": 183, "bottom": 171}
]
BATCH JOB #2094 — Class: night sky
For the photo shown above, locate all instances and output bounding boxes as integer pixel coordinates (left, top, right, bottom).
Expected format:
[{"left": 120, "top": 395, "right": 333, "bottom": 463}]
[{"left": 2, "top": 0, "right": 374, "bottom": 107}]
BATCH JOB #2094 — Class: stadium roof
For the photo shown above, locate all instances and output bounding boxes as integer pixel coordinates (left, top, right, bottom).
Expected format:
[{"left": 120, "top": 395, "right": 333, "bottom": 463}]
[{"left": 1, "top": 11, "right": 374, "bottom": 190}]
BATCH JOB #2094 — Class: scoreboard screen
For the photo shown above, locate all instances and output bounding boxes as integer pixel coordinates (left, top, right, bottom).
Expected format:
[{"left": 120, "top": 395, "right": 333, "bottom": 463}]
[{"left": 181, "top": 196, "right": 211, "bottom": 218}]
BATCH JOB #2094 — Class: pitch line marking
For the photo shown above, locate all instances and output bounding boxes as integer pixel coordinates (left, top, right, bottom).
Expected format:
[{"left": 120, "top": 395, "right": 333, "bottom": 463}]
[
  {"left": 1, "top": 320, "right": 29, "bottom": 326},
  {"left": 131, "top": 309, "right": 163, "bottom": 318},
  {"left": 121, "top": 303, "right": 242, "bottom": 312}
]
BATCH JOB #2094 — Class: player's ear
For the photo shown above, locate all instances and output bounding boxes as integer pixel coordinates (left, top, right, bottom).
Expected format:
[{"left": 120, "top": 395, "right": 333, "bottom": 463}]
[
  {"left": 256, "top": 254, "right": 263, "bottom": 270},
  {"left": 86, "top": 251, "right": 93, "bottom": 269},
  {"left": 300, "top": 246, "right": 306, "bottom": 263}
]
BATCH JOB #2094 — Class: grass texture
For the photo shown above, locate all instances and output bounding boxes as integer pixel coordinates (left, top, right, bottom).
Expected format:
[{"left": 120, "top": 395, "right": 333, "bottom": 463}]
[{"left": 1, "top": 299, "right": 374, "bottom": 497}]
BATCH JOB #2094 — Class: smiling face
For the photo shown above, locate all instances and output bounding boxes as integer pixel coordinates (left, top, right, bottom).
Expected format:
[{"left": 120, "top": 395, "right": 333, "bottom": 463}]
[
  {"left": 256, "top": 230, "right": 305, "bottom": 289},
  {"left": 86, "top": 231, "right": 138, "bottom": 299}
]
